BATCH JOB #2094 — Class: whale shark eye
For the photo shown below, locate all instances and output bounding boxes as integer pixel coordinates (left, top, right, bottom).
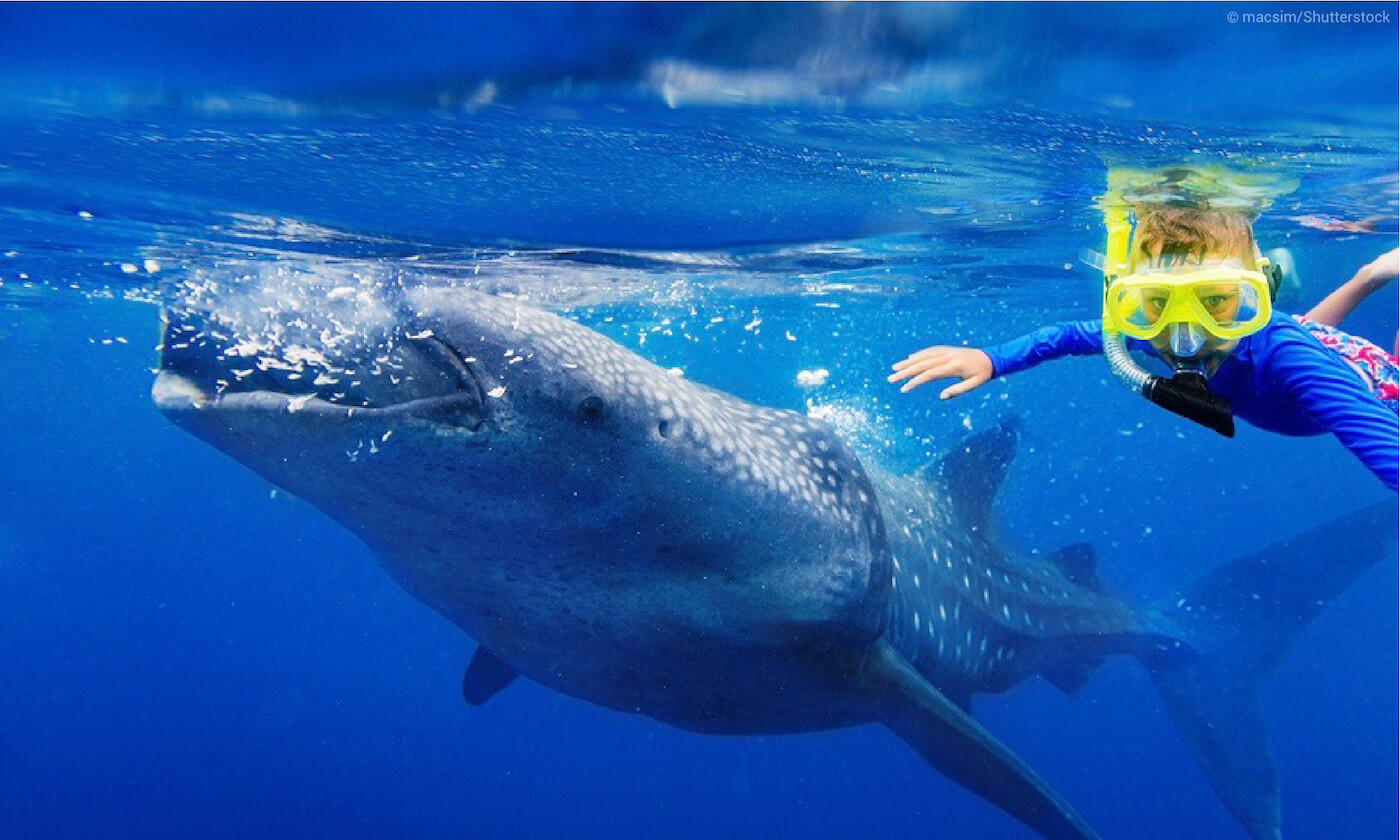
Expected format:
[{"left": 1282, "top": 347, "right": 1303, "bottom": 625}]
[{"left": 576, "top": 395, "right": 606, "bottom": 423}]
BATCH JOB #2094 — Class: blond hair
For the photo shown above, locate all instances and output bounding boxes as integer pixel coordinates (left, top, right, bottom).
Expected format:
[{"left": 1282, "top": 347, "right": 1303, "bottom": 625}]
[{"left": 1131, "top": 206, "right": 1256, "bottom": 266}]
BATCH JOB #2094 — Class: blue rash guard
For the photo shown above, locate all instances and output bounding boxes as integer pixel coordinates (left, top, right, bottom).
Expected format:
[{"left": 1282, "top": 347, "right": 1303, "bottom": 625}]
[{"left": 981, "top": 312, "right": 1400, "bottom": 491}]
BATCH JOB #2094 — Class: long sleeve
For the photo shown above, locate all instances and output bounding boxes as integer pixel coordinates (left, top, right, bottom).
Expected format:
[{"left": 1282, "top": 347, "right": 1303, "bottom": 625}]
[
  {"left": 1264, "top": 336, "right": 1400, "bottom": 491},
  {"left": 982, "top": 320, "right": 1108, "bottom": 378}
]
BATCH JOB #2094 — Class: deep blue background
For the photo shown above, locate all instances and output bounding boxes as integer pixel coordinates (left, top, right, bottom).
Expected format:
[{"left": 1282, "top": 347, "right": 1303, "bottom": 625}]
[{"left": 0, "top": 4, "right": 1396, "bottom": 839}]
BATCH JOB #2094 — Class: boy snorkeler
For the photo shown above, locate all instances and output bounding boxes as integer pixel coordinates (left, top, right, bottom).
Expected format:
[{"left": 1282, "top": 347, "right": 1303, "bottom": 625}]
[{"left": 889, "top": 201, "right": 1399, "bottom": 491}]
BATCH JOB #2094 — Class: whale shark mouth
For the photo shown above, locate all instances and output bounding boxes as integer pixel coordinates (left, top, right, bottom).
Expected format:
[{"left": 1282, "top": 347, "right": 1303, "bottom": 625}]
[{"left": 152, "top": 312, "right": 488, "bottom": 429}]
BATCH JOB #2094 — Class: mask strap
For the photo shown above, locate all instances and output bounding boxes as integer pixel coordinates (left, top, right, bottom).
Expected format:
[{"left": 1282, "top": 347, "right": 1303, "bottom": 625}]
[{"left": 1252, "top": 241, "right": 1282, "bottom": 301}]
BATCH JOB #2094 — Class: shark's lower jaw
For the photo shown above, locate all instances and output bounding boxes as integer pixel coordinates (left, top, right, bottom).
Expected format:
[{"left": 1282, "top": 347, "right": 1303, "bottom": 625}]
[{"left": 151, "top": 369, "right": 489, "bottom": 429}]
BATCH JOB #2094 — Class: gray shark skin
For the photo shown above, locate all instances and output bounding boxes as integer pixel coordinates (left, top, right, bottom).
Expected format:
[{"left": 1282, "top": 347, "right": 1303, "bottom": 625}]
[{"left": 153, "top": 285, "right": 1393, "bottom": 840}]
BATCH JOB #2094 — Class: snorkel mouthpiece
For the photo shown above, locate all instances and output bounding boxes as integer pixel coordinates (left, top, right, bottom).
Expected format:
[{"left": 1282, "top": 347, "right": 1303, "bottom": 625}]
[
  {"left": 1102, "top": 327, "right": 1236, "bottom": 437},
  {"left": 1146, "top": 371, "right": 1235, "bottom": 437}
]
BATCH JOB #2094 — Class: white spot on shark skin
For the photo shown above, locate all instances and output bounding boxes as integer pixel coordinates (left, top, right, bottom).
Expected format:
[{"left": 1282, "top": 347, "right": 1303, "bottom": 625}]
[
  {"left": 487, "top": 386, "right": 507, "bottom": 399},
  {"left": 286, "top": 394, "right": 315, "bottom": 413},
  {"left": 914, "top": 613, "right": 921, "bottom": 631},
  {"left": 938, "top": 604, "right": 947, "bottom": 621},
  {"left": 913, "top": 574, "right": 921, "bottom": 588}
]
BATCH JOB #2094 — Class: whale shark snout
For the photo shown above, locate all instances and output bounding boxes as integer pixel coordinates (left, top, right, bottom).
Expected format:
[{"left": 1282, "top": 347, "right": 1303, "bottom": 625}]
[{"left": 154, "top": 304, "right": 489, "bottom": 423}]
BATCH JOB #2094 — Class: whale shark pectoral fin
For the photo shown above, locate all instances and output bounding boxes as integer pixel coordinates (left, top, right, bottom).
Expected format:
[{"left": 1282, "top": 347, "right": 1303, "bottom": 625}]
[
  {"left": 863, "top": 638, "right": 1099, "bottom": 840},
  {"left": 462, "top": 647, "right": 520, "bottom": 707}
]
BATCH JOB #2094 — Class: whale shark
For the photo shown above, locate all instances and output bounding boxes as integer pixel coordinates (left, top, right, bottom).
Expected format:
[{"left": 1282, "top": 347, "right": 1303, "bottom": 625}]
[{"left": 152, "top": 283, "right": 1393, "bottom": 840}]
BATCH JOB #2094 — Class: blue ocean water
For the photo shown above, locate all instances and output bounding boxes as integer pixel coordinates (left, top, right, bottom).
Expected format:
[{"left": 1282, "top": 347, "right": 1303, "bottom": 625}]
[{"left": 0, "top": 4, "right": 1396, "bottom": 838}]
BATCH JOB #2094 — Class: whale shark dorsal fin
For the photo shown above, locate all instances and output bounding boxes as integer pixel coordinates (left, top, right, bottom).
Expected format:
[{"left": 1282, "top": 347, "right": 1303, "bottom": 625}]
[
  {"left": 863, "top": 638, "right": 1099, "bottom": 840},
  {"left": 1045, "top": 542, "right": 1104, "bottom": 593},
  {"left": 923, "top": 419, "right": 1021, "bottom": 531},
  {"left": 462, "top": 647, "right": 519, "bottom": 707}
]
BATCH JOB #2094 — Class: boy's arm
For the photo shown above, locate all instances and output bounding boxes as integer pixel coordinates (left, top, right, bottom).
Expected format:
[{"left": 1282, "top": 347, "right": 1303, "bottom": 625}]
[
  {"left": 983, "top": 319, "right": 1107, "bottom": 378},
  {"left": 1266, "top": 338, "right": 1399, "bottom": 491}
]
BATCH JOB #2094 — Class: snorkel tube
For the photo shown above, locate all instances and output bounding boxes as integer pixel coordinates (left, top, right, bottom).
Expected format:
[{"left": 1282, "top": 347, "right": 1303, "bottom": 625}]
[{"left": 1099, "top": 205, "right": 1236, "bottom": 437}]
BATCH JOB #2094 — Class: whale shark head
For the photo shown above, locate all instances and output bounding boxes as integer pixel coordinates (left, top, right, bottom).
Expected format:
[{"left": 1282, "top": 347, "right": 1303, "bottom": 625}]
[
  {"left": 154, "top": 285, "right": 710, "bottom": 541},
  {"left": 155, "top": 282, "right": 890, "bottom": 718}
]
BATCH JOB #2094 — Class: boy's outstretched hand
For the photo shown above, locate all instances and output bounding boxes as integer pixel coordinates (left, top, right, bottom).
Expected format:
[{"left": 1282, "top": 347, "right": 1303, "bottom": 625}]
[{"left": 888, "top": 346, "right": 993, "bottom": 399}]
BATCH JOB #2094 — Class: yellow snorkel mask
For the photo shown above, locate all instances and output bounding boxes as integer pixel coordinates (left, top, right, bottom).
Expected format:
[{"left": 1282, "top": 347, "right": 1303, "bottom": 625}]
[{"left": 1106, "top": 265, "right": 1272, "bottom": 341}]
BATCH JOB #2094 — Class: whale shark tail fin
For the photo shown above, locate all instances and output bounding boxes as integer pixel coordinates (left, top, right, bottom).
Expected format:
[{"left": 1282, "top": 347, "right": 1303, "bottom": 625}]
[
  {"left": 1144, "top": 502, "right": 1395, "bottom": 840},
  {"left": 863, "top": 639, "right": 1099, "bottom": 840}
]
